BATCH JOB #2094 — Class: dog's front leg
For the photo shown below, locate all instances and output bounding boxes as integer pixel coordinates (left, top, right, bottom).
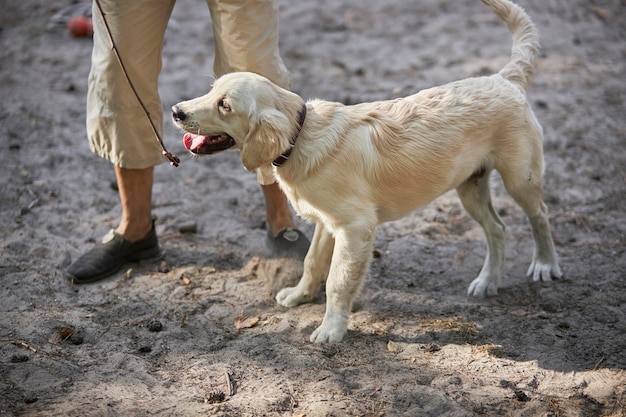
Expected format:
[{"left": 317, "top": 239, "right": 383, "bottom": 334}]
[
  {"left": 310, "top": 224, "right": 375, "bottom": 344},
  {"left": 276, "top": 223, "right": 334, "bottom": 307}
]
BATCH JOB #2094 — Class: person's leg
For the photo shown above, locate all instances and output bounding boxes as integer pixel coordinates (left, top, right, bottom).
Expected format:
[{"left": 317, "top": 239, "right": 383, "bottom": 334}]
[
  {"left": 115, "top": 166, "right": 154, "bottom": 242},
  {"left": 208, "top": 0, "right": 309, "bottom": 258},
  {"left": 261, "top": 182, "right": 296, "bottom": 237},
  {"left": 207, "top": 0, "right": 292, "bottom": 88},
  {"left": 87, "top": 0, "right": 175, "bottom": 169},
  {"left": 68, "top": 0, "right": 174, "bottom": 283}
]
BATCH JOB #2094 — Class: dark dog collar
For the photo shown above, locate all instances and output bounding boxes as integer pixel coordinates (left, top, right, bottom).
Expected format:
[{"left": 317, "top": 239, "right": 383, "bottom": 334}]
[{"left": 272, "top": 102, "right": 307, "bottom": 167}]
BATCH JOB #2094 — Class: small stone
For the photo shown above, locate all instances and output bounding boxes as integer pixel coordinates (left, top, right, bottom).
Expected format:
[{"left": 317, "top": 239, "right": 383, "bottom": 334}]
[
  {"left": 147, "top": 319, "right": 163, "bottom": 332},
  {"left": 178, "top": 222, "right": 197, "bottom": 234},
  {"left": 514, "top": 390, "right": 531, "bottom": 402},
  {"left": 68, "top": 334, "right": 84, "bottom": 345},
  {"left": 10, "top": 354, "right": 29, "bottom": 363},
  {"left": 158, "top": 261, "right": 170, "bottom": 273}
]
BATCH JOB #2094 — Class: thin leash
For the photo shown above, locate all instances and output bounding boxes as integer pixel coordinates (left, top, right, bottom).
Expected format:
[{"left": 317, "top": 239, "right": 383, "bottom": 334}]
[{"left": 93, "top": 0, "right": 180, "bottom": 167}]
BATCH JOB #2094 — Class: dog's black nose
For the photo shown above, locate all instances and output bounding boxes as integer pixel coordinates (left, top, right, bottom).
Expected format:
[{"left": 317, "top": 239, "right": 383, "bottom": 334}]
[{"left": 172, "top": 105, "right": 187, "bottom": 122}]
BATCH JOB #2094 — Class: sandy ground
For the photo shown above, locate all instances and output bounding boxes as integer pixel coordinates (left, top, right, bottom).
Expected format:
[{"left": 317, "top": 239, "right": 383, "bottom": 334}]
[{"left": 1, "top": 0, "right": 625, "bottom": 416}]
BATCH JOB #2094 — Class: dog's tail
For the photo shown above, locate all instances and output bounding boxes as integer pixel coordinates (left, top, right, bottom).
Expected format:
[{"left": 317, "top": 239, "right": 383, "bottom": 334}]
[{"left": 482, "top": 0, "right": 539, "bottom": 91}]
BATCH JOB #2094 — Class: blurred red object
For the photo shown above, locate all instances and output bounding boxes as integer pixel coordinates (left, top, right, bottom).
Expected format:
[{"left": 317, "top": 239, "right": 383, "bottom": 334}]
[{"left": 67, "top": 16, "right": 93, "bottom": 38}]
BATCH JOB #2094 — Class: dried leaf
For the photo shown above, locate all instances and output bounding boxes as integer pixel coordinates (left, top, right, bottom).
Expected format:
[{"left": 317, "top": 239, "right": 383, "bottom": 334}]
[
  {"left": 180, "top": 274, "right": 191, "bottom": 286},
  {"left": 387, "top": 340, "right": 403, "bottom": 353},
  {"left": 48, "top": 327, "right": 74, "bottom": 344},
  {"left": 589, "top": 6, "right": 613, "bottom": 22},
  {"left": 234, "top": 313, "right": 260, "bottom": 330},
  {"left": 60, "top": 327, "right": 74, "bottom": 340}
]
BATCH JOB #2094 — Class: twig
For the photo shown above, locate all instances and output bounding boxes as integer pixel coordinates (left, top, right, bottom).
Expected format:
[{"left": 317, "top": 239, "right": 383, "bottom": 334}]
[
  {"left": 93, "top": 0, "right": 180, "bottom": 167},
  {"left": 9, "top": 339, "right": 38, "bottom": 353},
  {"left": 592, "top": 355, "right": 606, "bottom": 371},
  {"left": 225, "top": 371, "right": 234, "bottom": 396}
]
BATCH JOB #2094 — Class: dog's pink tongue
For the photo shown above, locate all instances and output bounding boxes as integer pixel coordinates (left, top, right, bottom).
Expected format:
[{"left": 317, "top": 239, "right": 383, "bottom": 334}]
[{"left": 183, "top": 132, "right": 206, "bottom": 151}]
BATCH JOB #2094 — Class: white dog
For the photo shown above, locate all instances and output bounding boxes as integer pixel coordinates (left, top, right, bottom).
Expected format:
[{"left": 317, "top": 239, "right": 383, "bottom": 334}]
[{"left": 172, "top": 0, "right": 562, "bottom": 343}]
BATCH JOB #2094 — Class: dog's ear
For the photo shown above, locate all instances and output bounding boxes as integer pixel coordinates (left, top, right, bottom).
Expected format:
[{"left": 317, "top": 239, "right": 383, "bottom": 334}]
[{"left": 240, "top": 108, "right": 292, "bottom": 172}]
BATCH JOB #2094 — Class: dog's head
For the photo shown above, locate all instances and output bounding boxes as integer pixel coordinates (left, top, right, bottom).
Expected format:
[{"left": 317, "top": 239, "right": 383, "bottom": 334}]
[{"left": 172, "top": 72, "right": 304, "bottom": 171}]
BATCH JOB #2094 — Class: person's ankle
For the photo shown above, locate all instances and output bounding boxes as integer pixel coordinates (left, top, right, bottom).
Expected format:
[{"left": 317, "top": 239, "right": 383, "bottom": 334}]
[
  {"left": 267, "top": 218, "right": 296, "bottom": 238},
  {"left": 116, "top": 218, "right": 153, "bottom": 243}
]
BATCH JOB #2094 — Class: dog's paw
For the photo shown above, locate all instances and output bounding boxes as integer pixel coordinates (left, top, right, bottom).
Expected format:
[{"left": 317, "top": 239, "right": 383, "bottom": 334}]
[
  {"left": 527, "top": 259, "right": 562, "bottom": 282},
  {"left": 310, "top": 309, "right": 349, "bottom": 344},
  {"left": 467, "top": 277, "right": 499, "bottom": 298},
  {"left": 276, "top": 286, "right": 313, "bottom": 307}
]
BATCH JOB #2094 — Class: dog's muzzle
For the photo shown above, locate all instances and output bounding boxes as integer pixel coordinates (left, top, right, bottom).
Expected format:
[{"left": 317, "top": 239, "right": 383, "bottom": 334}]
[
  {"left": 182, "top": 132, "right": 235, "bottom": 155},
  {"left": 172, "top": 105, "right": 236, "bottom": 155}
]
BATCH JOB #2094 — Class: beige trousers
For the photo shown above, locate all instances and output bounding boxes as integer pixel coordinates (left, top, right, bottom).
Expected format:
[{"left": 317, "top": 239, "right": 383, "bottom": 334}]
[{"left": 87, "top": 0, "right": 291, "bottom": 184}]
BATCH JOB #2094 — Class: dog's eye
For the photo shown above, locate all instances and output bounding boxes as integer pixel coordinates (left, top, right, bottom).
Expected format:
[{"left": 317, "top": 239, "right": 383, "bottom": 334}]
[{"left": 218, "top": 98, "right": 231, "bottom": 112}]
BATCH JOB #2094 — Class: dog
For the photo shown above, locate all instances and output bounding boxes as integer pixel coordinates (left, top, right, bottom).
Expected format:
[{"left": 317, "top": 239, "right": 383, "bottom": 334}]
[{"left": 172, "top": 0, "right": 562, "bottom": 343}]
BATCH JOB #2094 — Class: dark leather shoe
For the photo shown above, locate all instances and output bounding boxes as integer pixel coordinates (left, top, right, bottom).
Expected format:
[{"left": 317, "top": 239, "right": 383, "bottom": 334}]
[
  {"left": 266, "top": 227, "right": 310, "bottom": 260},
  {"left": 67, "top": 222, "right": 161, "bottom": 284}
]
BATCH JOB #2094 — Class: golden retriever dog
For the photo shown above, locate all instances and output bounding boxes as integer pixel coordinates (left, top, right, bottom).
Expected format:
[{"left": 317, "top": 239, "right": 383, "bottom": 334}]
[{"left": 172, "top": 0, "right": 562, "bottom": 343}]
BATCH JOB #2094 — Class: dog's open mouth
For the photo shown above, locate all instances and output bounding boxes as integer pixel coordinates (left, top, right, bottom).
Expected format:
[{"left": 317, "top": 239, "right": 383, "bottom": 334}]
[{"left": 182, "top": 132, "right": 236, "bottom": 155}]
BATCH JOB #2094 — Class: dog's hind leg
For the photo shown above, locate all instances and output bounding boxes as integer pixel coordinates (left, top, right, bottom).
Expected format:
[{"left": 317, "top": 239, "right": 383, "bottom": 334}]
[
  {"left": 457, "top": 170, "right": 506, "bottom": 297},
  {"left": 500, "top": 170, "right": 562, "bottom": 282},
  {"left": 276, "top": 223, "right": 334, "bottom": 307}
]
